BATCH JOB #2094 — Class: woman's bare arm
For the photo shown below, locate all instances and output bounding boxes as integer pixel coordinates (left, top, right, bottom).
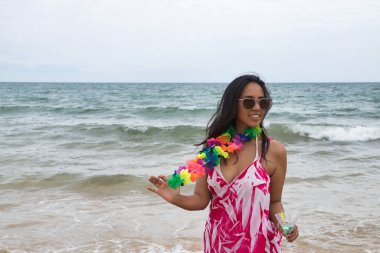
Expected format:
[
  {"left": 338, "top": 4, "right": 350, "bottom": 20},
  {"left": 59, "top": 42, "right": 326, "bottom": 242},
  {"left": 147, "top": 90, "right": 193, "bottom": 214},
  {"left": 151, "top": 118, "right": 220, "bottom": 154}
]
[
  {"left": 268, "top": 140, "right": 287, "bottom": 226},
  {"left": 268, "top": 140, "right": 299, "bottom": 242},
  {"left": 147, "top": 173, "right": 211, "bottom": 211}
]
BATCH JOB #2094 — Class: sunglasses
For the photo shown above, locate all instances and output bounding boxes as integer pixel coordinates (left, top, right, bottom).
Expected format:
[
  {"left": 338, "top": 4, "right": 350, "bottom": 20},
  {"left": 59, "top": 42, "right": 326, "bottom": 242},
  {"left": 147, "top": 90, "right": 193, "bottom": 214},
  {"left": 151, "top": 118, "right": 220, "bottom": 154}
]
[{"left": 237, "top": 97, "right": 272, "bottom": 110}]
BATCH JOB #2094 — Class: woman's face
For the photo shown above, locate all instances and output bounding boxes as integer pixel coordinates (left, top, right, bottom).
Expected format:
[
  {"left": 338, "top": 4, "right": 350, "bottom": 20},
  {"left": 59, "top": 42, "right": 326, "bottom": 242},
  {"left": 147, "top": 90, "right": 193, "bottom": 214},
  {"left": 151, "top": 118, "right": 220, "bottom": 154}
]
[{"left": 235, "top": 82, "right": 266, "bottom": 132}]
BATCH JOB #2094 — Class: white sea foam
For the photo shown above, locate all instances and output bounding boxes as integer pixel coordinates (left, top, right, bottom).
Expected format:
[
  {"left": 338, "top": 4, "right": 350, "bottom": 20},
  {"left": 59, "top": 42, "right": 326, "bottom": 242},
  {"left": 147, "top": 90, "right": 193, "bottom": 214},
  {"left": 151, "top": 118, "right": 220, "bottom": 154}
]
[
  {"left": 144, "top": 244, "right": 203, "bottom": 253},
  {"left": 292, "top": 125, "right": 380, "bottom": 142}
]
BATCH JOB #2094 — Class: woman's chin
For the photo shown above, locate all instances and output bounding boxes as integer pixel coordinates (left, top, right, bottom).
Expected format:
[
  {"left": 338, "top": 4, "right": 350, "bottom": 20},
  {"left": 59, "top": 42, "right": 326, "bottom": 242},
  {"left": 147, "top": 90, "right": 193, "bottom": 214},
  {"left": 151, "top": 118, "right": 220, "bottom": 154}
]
[
  {"left": 236, "top": 119, "right": 262, "bottom": 131},
  {"left": 248, "top": 119, "right": 262, "bottom": 127}
]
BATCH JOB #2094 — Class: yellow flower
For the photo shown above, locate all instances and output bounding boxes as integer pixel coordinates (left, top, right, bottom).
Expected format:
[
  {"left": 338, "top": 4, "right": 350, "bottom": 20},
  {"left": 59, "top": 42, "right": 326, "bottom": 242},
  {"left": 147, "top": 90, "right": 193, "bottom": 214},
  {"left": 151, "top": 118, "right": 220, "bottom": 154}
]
[
  {"left": 215, "top": 146, "right": 229, "bottom": 158},
  {"left": 197, "top": 152, "right": 206, "bottom": 159},
  {"left": 180, "top": 169, "right": 192, "bottom": 185}
]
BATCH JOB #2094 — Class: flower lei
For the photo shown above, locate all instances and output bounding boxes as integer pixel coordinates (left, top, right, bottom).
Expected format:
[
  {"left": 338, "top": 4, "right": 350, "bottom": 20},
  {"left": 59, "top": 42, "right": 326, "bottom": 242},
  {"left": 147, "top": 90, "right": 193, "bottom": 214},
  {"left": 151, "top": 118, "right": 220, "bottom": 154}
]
[{"left": 167, "top": 126, "right": 262, "bottom": 189}]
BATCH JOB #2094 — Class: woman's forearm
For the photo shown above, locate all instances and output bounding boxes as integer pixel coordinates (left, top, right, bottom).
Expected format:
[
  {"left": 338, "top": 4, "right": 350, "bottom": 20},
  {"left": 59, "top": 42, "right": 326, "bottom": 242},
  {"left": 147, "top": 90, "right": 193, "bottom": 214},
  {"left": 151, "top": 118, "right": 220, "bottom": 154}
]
[
  {"left": 269, "top": 201, "right": 284, "bottom": 228},
  {"left": 172, "top": 192, "right": 210, "bottom": 211}
]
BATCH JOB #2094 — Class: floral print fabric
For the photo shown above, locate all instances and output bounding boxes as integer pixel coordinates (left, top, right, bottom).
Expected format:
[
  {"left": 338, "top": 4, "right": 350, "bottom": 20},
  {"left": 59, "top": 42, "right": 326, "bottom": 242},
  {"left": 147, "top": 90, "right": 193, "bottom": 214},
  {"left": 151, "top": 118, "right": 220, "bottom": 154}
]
[{"left": 204, "top": 140, "right": 282, "bottom": 253}]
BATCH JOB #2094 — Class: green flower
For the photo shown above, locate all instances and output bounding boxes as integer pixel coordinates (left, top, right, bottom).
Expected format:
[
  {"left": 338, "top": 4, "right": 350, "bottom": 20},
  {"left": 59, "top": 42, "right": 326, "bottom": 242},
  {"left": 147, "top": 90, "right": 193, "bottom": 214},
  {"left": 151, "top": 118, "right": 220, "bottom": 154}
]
[
  {"left": 168, "top": 173, "right": 184, "bottom": 189},
  {"left": 244, "top": 127, "right": 262, "bottom": 139}
]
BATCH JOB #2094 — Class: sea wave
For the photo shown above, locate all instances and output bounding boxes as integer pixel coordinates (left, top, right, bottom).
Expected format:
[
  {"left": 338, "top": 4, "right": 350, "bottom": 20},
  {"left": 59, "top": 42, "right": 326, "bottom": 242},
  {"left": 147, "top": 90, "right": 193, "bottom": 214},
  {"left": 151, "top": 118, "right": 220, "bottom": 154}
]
[
  {"left": 291, "top": 124, "right": 380, "bottom": 142},
  {"left": 72, "top": 124, "right": 205, "bottom": 142},
  {"left": 0, "top": 105, "right": 31, "bottom": 113},
  {"left": 266, "top": 124, "right": 308, "bottom": 143},
  {"left": 0, "top": 173, "right": 149, "bottom": 195},
  {"left": 267, "top": 124, "right": 380, "bottom": 142},
  {"left": 286, "top": 172, "right": 365, "bottom": 184},
  {"left": 68, "top": 174, "right": 148, "bottom": 195},
  {"left": 0, "top": 105, "right": 110, "bottom": 115},
  {"left": 137, "top": 106, "right": 214, "bottom": 113},
  {"left": 51, "top": 107, "right": 110, "bottom": 114},
  {"left": 28, "top": 122, "right": 380, "bottom": 144},
  {"left": 132, "top": 106, "right": 214, "bottom": 119}
]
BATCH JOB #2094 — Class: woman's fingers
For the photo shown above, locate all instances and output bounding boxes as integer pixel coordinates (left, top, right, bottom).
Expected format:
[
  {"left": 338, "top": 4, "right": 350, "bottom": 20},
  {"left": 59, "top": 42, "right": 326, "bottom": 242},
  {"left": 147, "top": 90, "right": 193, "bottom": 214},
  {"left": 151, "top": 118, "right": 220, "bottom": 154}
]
[
  {"left": 286, "top": 224, "right": 299, "bottom": 242},
  {"left": 149, "top": 176, "right": 164, "bottom": 187},
  {"left": 148, "top": 176, "right": 169, "bottom": 196},
  {"left": 158, "top": 175, "right": 167, "bottom": 182},
  {"left": 147, "top": 175, "right": 178, "bottom": 203},
  {"left": 147, "top": 186, "right": 157, "bottom": 193}
]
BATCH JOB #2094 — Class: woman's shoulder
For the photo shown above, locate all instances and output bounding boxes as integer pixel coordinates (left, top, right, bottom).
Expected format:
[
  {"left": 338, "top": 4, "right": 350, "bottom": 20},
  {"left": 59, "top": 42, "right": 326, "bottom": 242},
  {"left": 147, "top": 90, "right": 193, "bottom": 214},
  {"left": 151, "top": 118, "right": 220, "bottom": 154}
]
[{"left": 268, "top": 138, "right": 287, "bottom": 158}]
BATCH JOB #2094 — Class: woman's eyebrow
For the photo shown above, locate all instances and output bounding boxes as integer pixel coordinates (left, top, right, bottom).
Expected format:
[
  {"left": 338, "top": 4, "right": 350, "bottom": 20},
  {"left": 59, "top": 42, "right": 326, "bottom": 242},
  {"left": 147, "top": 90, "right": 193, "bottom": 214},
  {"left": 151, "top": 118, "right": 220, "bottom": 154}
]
[{"left": 241, "top": 95, "right": 265, "bottom": 98}]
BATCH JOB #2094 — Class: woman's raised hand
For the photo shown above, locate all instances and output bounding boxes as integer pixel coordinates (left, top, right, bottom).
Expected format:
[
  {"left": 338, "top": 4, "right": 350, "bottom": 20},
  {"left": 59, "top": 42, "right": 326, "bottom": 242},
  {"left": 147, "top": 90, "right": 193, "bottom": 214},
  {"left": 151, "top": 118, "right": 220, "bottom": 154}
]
[{"left": 147, "top": 175, "right": 180, "bottom": 203}]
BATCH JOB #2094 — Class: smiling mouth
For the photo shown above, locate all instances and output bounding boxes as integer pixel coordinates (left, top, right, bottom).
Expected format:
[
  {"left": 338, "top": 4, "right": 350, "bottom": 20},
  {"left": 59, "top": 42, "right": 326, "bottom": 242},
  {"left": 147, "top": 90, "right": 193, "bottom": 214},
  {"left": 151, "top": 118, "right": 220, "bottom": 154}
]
[{"left": 250, "top": 114, "right": 260, "bottom": 119}]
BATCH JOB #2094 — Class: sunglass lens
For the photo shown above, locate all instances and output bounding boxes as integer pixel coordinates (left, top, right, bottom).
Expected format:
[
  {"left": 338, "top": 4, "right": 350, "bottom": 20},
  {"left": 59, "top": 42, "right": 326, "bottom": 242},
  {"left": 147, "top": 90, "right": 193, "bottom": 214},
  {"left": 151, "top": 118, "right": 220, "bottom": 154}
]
[
  {"left": 259, "top": 99, "right": 270, "bottom": 109},
  {"left": 243, "top": 99, "right": 255, "bottom": 109}
]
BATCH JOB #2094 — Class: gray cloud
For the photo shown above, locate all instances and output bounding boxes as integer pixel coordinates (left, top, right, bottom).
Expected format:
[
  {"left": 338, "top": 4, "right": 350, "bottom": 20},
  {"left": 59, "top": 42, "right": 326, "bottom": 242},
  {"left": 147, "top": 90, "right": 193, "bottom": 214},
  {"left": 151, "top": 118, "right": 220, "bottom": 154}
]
[{"left": 1, "top": 0, "right": 379, "bottom": 82}]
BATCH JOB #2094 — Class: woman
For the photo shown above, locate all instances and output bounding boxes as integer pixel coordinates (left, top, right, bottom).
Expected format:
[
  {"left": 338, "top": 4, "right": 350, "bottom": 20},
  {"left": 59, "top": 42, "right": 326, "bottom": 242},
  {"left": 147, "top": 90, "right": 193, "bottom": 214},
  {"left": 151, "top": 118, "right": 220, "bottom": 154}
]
[{"left": 148, "top": 74, "right": 298, "bottom": 252}]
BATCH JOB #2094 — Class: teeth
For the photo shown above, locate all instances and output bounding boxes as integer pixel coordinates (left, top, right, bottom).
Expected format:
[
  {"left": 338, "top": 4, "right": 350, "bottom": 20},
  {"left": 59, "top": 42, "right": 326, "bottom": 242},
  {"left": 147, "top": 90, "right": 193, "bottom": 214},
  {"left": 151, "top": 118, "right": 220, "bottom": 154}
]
[{"left": 250, "top": 115, "right": 259, "bottom": 118}]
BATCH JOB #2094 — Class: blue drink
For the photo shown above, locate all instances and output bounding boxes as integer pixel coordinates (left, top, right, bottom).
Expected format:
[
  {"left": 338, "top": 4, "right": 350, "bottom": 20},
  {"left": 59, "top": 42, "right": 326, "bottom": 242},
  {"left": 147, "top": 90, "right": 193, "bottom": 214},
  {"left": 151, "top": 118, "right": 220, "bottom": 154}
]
[{"left": 281, "top": 222, "right": 294, "bottom": 236}]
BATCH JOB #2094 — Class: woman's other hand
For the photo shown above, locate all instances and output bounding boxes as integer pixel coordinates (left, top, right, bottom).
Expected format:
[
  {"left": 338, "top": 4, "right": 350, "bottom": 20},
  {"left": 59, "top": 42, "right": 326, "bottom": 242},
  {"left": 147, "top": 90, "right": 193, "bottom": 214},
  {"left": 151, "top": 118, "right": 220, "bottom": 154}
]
[
  {"left": 286, "top": 224, "right": 299, "bottom": 242},
  {"left": 147, "top": 175, "right": 180, "bottom": 203}
]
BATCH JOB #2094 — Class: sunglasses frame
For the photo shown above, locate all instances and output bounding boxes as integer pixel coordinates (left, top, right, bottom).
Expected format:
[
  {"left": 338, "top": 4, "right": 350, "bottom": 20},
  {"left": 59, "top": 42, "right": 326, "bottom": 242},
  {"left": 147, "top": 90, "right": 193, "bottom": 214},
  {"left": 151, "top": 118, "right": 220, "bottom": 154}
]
[{"left": 237, "top": 97, "right": 272, "bottom": 110}]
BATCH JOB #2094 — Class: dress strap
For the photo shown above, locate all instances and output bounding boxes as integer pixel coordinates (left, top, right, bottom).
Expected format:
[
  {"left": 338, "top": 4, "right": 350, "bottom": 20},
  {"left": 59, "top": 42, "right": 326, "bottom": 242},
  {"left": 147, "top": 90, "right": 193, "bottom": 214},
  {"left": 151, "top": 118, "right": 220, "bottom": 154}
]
[
  {"left": 255, "top": 136, "right": 272, "bottom": 161},
  {"left": 254, "top": 136, "right": 259, "bottom": 161}
]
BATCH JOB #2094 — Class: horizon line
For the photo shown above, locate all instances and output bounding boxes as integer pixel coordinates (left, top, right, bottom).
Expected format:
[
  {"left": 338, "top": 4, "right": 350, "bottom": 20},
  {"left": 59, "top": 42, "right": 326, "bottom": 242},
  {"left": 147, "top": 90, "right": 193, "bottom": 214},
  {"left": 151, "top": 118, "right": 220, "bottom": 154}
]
[{"left": 1, "top": 81, "right": 379, "bottom": 84}]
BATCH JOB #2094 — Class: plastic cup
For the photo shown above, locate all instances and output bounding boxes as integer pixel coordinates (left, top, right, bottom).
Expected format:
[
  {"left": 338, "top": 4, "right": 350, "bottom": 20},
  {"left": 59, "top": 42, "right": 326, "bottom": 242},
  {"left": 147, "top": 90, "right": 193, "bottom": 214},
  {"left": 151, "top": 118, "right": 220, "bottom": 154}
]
[{"left": 275, "top": 212, "right": 300, "bottom": 236}]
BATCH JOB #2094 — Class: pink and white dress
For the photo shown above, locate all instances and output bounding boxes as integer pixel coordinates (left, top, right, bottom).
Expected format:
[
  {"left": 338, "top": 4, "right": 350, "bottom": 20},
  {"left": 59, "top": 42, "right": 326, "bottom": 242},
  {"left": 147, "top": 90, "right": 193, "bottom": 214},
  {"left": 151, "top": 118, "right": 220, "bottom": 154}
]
[{"left": 204, "top": 137, "right": 282, "bottom": 253}]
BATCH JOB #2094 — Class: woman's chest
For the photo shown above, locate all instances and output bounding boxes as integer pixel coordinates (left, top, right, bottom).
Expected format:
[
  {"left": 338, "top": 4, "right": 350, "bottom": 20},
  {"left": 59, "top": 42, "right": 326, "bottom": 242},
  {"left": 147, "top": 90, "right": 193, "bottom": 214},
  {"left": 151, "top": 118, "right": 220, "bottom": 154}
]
[{"left": 220, "top": 144, "right": 273, "bottom": 183}]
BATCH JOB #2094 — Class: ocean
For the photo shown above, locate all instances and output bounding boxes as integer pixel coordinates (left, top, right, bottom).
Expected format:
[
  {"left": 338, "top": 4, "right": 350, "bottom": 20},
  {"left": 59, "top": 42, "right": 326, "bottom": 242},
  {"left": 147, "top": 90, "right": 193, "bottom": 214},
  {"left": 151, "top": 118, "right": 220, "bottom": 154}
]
[{"left": 0, "top": 82, "right": 379, "bottom": 253}]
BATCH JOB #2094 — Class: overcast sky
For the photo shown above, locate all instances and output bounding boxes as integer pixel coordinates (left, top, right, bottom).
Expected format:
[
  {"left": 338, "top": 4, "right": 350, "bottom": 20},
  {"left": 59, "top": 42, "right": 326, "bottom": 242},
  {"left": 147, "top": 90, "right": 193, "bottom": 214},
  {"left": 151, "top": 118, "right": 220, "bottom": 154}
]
[{"left": 1, "top": 0, "right": 379, "bottom": 82}]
